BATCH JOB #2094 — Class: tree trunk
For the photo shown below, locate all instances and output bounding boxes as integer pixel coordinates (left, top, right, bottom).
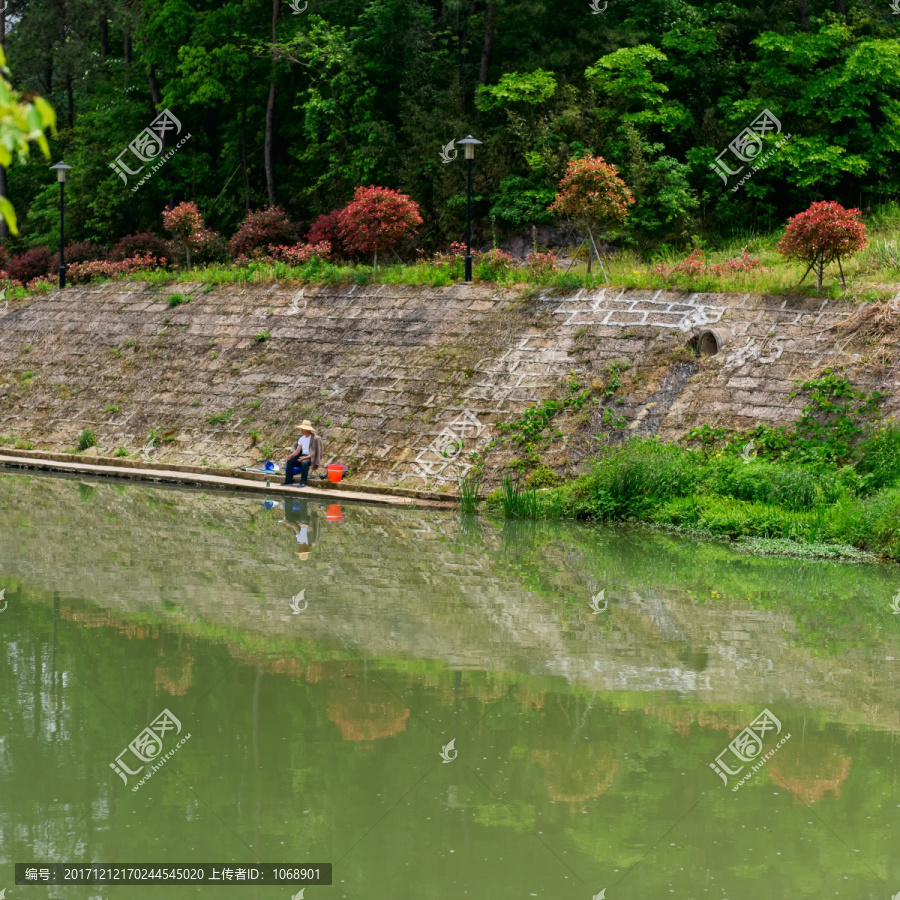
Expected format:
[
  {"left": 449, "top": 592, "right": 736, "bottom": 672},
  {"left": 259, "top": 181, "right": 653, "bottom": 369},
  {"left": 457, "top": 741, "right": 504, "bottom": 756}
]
[
  {"left": 100, "top": 16, "right": 109, "bottom": 60},
  {"left": 240, "top": 99, "right": 251, "bottom": 211},
  {"left": 66, "top": 76, "right": 75, "bottom": 128},
  {"left": 148, "top": 66, "right": 162, "bottom": 110},
  {"left": 478, "top": 2, "right": 496, "bottom": 85},
  {"left": 124, "top": 0, "right": 133, "bottom": 66},
  {"left": 264, "top": 0, "right": 280, "bottom": 207},
  {"left": 816, "top": 256, "right": 823, "bottom": 290},
  {"left": 799, "top": 0, "right": 809, "bottom": 31}
]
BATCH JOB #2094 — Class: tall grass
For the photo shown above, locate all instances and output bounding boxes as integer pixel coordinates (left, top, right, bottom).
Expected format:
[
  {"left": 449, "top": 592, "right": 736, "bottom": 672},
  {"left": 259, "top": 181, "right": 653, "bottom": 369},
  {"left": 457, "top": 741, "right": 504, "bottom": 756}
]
[
  {"left": 527, "top": 430, "right": 900, "bottom": 558},
  {"left": 458, "top": 472, "right": 483, "bottom": 514},
  {"left": 500, "top": 476, "right": 540, "bottom": 518}
]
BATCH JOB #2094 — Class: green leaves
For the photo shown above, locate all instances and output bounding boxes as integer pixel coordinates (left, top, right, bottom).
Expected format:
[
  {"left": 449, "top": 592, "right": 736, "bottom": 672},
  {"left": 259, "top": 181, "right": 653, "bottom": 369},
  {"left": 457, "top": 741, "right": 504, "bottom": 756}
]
[
  {"left": 475, "top": 69, "right": 558, "bottom": 111},
  {"left": 0, "top": 47, "right": 55, "bottom": 234}
]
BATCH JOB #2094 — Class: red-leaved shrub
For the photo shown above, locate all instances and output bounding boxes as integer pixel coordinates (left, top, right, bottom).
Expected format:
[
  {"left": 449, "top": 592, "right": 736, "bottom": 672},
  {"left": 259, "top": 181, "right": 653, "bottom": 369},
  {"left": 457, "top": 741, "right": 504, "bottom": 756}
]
[
  {"left": 9, "top": 247, "right": 53, "bottom": 283},
  {"left": 527, "top": 250, "right": 558, "bottom": 278},
  {"left": 52, "top": 240, "right": 105, "bottom": 274},
  {"left": 307, "top": 210, "right": 344, "bottom": 254},
  {"left": 653, "top": 248, "right": 761, "bottom": 282},
  {"left": 229, "top": 207, "right": 299, "bottom": 259},
  {"left": 336, "top": 186, "right": 423, "bottom": 267},
  {"left": 267, "top": 241, "right": 333, "bottom": 265},
  {"left": 776, "top": 200, "right": 867, "bottom": 289},
  {"left": 67, "top": 254, "right": 166, "bottom": 285},
  {"left": 111, "top": 232, "right": 170, "bottom": 262}
]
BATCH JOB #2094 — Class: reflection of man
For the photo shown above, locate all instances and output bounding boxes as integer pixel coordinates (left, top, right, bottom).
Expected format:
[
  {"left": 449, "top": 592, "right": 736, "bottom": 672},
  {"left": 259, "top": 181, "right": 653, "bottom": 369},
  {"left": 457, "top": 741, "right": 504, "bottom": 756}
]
[{"left": 283, "top": 497, "right": 318, "bottom": 559}]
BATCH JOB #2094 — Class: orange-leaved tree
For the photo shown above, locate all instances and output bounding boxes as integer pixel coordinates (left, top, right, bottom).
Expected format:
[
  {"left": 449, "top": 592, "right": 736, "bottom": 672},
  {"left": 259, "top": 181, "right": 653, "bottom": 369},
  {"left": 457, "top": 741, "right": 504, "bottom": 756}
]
[
  {"left": 776, "top": 201, "right": 867, "bottom": 290},
  {"left": 163, "top": 201, "right": 204, "bottom": 271},
  {"left": 336, "top": 186, "right": 422, "bottom": 272},
  {"left": 549, "top": 156, "right": 634, "bottom": 278}
]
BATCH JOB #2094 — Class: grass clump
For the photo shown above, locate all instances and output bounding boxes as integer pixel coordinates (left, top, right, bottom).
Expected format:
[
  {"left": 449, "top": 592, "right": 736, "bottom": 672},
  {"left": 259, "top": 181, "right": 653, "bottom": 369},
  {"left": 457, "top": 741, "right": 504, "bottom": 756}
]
[
  {"left": 523, "top": 373, "right": 900, "bottom": 559},
  {"left": 167, "top": 293, "right": 189, "bottom": 307},
  {"left": 76, "top": 429, "right": 97, "bottom": 451}
]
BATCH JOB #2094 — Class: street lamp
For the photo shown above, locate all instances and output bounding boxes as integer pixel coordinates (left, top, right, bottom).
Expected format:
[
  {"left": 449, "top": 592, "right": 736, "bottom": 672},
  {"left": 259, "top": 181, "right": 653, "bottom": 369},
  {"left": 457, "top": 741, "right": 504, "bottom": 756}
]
[
  {"left": 50, "top": 161, "right": 73, "bottom": 289},
  {"left": 457, "top": 135, "right": 483, "bottom": 283}
]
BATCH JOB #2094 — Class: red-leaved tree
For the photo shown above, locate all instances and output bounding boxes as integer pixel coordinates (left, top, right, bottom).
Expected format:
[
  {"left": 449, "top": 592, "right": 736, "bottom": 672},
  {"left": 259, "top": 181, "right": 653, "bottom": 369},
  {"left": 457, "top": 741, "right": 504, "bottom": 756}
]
[
  {"left": 337, "top": 186, "right": 423, "bottom": 271},
  {"left": 776, "top": 201, "right": 867, "bottom": 289},
  {"left": 163, "top": 202, "right": 204, "bottom": 271},
  {"left": 549, "top": 156, "right": 634, "bottom": 275}
]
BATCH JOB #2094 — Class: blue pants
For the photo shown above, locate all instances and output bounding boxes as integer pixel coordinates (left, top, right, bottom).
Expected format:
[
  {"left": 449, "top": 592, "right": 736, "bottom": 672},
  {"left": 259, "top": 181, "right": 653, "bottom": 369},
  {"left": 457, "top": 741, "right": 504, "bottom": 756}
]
[{"left": 284, "top": 458, "right": 310, "bottom": 485}]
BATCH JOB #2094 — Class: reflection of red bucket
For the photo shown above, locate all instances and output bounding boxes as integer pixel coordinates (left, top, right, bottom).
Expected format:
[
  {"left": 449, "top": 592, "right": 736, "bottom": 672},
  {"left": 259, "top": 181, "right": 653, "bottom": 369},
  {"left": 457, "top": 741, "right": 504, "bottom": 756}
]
[
  {"left": 326, "top": 504, "right": 344, "bottom": 522},
  {"left": 327, "top": 464, "right": 345, "bottom": 483}
]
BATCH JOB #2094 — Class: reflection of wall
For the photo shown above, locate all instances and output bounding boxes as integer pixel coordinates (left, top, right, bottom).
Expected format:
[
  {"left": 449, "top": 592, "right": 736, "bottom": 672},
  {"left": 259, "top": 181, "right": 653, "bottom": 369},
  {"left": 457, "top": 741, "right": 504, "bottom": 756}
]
[
  {"left": 0, "top": 283, "right": 887, "bottom": 486},
  {"left": 3, "top": 472, "right": 900, "bottom": 736}
]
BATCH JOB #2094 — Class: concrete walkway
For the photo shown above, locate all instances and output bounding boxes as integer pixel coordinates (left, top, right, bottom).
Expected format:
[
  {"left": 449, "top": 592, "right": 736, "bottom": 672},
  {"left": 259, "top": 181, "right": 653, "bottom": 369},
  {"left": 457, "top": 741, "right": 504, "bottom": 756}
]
[{"left": 0, "top": 452, "right": 456, "bottom": 509}]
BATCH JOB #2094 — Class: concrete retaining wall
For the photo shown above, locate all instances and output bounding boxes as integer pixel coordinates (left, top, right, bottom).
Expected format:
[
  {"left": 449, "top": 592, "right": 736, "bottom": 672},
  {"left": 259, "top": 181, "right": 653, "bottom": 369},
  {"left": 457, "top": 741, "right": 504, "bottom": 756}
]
[{"left": 0, "top": 281, "right": 891, "bottom": 488}]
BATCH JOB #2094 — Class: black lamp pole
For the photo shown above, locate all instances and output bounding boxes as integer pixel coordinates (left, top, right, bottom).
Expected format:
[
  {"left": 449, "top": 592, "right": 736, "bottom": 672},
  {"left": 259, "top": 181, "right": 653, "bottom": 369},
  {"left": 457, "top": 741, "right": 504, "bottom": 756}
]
[
  {"left": 51, "top": 162, "right": 72, "bottom": 289},
  {"left": 456, "top": 136, "right": 483, "bottom": 283}
]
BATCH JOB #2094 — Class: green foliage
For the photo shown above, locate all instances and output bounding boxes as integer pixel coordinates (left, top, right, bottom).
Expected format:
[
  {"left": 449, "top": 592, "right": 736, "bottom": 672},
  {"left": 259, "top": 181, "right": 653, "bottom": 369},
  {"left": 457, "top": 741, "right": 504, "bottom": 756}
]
[
  {"left": 475, "top": 70, "right": 558, "bottom": 111},
  {"left": 167, "top": 293, "right": 189, "bottom": 307},
  {"left": 458, "top": 472, "right": 484, "bottom": 514},
  {"left": 207, "top": 410, "right": 234, "bottom": 426},
  {"left": 499, "top": 477, "right": 540, "bottom": 519},
  {"left": 76, "top": 429, "right": 97, "bottom": 452},
  {"left": 489, "top": 176, "right": 556, "bottom": 228}
]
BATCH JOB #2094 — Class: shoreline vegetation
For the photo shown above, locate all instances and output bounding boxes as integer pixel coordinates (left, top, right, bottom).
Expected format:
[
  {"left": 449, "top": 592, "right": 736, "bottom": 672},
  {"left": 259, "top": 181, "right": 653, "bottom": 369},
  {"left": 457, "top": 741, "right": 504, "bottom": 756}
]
[
  {"left": 473, "top": 371, "right": 900, "bottom": 561},
  {"left": 3, "top": 201, "right": 900, "bottom": 302}
]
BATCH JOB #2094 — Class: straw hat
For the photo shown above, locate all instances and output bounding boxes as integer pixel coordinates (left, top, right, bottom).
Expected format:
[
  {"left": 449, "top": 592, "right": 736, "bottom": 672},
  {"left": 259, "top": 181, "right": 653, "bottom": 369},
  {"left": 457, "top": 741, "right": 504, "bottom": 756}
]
[
  {"left": 295, "top": 420, "right": 316, "bottom": 432},
  {"left": 296, "top": 550, "right": 312, "bottom": 560}
]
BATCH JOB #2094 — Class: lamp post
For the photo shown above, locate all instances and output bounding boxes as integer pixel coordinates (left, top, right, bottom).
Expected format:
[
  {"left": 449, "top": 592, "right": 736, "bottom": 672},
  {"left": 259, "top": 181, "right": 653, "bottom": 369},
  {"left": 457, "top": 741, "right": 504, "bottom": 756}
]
[
  {"left": 50, "top": 162, "right": 72, "bottom": 289},
  {"left": 456, "top": 135, "right": 482, "bottom": 282}
]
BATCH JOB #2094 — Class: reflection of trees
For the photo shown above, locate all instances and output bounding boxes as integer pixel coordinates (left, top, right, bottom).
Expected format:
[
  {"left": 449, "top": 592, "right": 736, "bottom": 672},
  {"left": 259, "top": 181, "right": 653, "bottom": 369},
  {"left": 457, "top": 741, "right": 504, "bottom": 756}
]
[
  {"left": 327, "top": 676, "right": 410, "bottom": 742},
  {"left": 307, "top": 661, "right": 411, "bottom": 742},
  {"left": 768, "top": 733, "right": 851, "bottom": 804},
  {"left": 531, "top": 742, "right": 619, "bottom": 803},
  {"left": 154, "top": 654, "right": 195, "bottom": 696},
  {"left": 646, "top": 706, "right": 749, "bottom": 737}
]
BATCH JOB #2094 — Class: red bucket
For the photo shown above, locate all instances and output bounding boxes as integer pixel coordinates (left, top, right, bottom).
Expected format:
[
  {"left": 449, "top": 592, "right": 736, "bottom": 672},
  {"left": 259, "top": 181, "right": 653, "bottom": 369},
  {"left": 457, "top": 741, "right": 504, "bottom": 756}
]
[
  {"left": 326, "top": 504, "right": 344, "bottom": 522},
  {"left": 327, "top": 464, "right": 345, "bottom": 483}
]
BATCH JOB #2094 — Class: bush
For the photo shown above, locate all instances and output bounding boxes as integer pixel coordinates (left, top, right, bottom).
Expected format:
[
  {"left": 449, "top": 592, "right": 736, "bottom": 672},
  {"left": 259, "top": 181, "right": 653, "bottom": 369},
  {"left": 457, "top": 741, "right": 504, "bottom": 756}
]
[
  {"left": 853, "top": 424, "right": 900, "bottom": 492},
  {"left": 67, "top": 254, "right": 165, "bottom": 285},
  {"left": 190, "top": 229, "right": 229, "bottom": 267},
  {"left": 229, "top": 207, "right": 299, "bottom": 259},
  {"left": 111, "top": 232, "right": 170, "bottom": 262},
  {"left": 475, "top": 248, "right": 516, "bottom": 280},
  {"left": 76, "top": 429, "right": 97, "bottom": 451},
  {"left": 52, "top": 241, "right": 105, "bottom": 273},
  {"left": 266, "top": 241, "right": 333, "bottom": 265},
  {"left": 653, "top": 248, "right": 761, "bottom": 283},
  {"left": 336, "top": 186, "right": 423, "bottom": 267},
  {"left": 560, "top": 438, "right": 699, "bottom": 520},
  {"left": 307, "top": 210, "right": 344, "bottom": 254},
  {"left": 9, "top": 247, "right": 52, "bottom": 283},
  {"left": 489, "top": 175, "right": 556, "bottom": 227}
]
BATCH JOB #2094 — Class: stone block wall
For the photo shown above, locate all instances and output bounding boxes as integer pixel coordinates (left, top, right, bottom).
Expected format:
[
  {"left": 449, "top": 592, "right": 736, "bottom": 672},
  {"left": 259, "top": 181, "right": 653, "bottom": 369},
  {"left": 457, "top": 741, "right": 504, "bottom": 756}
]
[{"left": 0, "top": 281, "right": 891, "bottom": 488}]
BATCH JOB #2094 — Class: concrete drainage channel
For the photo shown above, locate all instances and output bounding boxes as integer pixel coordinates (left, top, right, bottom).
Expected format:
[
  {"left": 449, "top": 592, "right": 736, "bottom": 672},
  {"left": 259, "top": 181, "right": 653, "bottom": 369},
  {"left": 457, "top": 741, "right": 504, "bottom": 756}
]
[{"left": 0, "top": 451, "right": 457, "bottom": 509}]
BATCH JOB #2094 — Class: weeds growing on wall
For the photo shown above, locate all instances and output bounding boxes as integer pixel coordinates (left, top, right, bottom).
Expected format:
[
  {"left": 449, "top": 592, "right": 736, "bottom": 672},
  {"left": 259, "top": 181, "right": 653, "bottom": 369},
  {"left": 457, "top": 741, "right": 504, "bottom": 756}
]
[{"left": 488, "top": 373, "right": 900, "bottom": 558}]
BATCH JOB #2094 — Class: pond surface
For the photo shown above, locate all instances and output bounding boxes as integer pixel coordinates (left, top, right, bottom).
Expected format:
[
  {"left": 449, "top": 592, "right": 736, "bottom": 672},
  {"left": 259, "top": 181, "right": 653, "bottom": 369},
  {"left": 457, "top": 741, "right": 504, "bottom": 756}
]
[{"left": 1, "top": 471, "right": 900, "bottom": 899}]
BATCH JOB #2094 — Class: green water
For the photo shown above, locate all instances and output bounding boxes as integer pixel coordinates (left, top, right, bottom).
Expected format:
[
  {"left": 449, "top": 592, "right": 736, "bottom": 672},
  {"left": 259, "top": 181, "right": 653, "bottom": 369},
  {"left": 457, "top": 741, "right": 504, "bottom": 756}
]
[{"left": 2, "top": 471, "right": 900, "bottom": 899}]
